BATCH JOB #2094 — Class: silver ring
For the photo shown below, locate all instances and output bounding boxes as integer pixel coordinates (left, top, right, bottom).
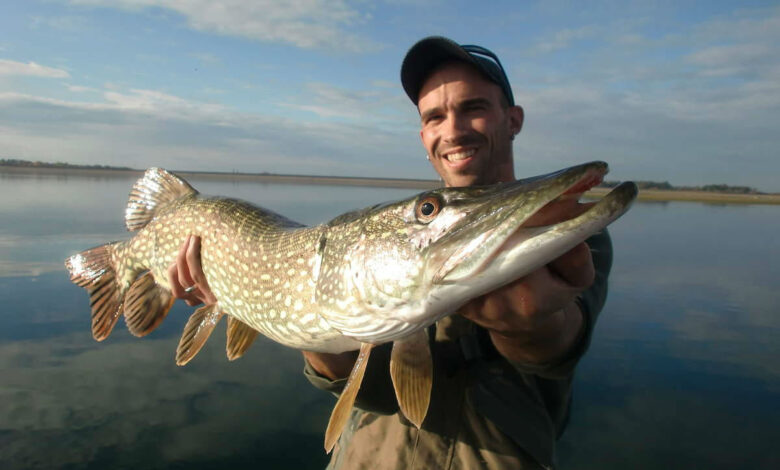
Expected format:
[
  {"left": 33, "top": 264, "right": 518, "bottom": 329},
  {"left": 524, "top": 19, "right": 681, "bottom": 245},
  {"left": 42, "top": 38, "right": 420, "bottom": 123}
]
[{"left": 184, "top": 285, "right": 196, "bottom": 293}]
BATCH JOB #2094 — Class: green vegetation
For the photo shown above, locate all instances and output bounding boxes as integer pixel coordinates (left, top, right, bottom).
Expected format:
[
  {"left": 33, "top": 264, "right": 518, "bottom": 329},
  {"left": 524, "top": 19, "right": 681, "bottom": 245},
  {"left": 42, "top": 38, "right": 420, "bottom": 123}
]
[{"left": 600, "top": 180, "right": 764, "bottom": 195}]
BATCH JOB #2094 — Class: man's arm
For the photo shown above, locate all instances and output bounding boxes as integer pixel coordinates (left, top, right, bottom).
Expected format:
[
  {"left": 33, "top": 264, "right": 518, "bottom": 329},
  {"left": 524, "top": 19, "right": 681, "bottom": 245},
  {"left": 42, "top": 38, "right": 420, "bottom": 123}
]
[{"left": 302, "top": 350, "right": 358, "bottom": 380}]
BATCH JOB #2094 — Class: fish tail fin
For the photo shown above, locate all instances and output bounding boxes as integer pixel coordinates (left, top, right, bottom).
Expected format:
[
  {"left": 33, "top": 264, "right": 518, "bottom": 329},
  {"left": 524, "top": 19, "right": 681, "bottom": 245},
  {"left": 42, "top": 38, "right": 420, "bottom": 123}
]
[
  {"left": 65, "top": 242, "right": 128, "bottom": 341},
  {"left": 125, "top": 167, "right": 198, "bottom": 231}
]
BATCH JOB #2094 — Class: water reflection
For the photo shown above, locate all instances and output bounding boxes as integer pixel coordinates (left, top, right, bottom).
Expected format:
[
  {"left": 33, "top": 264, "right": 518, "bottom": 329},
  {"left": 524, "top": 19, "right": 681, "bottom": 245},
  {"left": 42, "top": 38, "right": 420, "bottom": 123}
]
[
  {"left": 558, "top": 202, "right": 780, "bottom": 468},
  {"left": 1, "top": 172, "right": 778, "bottom": 468}
]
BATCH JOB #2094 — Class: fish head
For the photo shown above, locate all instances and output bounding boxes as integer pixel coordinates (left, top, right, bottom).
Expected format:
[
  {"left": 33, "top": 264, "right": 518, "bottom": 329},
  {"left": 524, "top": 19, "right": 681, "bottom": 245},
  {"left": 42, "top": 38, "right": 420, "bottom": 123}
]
[{"left": 318, "top": 161, "right": 637, "bottom": 343}]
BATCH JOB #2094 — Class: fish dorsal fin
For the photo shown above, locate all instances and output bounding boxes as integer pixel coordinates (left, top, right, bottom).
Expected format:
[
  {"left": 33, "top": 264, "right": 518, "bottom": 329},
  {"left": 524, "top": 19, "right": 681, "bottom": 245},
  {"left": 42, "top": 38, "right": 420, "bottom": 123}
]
[
  {"left": 226, "top": 317, "right": 259, "bottom": 361},
  {"left": 176, "top": 304, "right": 224, "bottom": 366},
  {"left": 390, "top": 328, "right": 433, "bottom": 428},
  {"left": 124, "top": 271, "right": 175, "bottom": 337},
  {"left": 126, "top": 167, "right": 198, "bottom": 231},
  {"left": 324, "top": 342, "right": 373, "bottom": 453}
]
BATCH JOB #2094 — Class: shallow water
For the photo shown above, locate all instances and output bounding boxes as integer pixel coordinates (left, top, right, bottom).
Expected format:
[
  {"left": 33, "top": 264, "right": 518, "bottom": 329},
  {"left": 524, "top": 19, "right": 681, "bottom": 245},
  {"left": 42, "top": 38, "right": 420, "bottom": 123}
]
[{"left": 1, "top": 172, "right": 778, "bottom": 469}]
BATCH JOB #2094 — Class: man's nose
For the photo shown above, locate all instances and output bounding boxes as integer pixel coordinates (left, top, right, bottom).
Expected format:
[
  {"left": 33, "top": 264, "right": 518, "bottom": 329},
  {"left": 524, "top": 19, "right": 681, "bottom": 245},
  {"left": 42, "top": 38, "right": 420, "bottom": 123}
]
[{"left": 441, "top": 112, "right": 470, "bottom": 144}]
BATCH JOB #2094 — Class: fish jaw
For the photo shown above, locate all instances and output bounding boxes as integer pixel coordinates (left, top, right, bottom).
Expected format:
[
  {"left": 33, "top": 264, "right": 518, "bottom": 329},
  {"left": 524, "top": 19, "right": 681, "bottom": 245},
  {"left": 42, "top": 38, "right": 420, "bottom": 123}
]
[
  {"left": 419, "top": 180, "right": 637, "bottom": 324},
  {"left": 426, "top": 161, "right": 610, "bottom": 284}
]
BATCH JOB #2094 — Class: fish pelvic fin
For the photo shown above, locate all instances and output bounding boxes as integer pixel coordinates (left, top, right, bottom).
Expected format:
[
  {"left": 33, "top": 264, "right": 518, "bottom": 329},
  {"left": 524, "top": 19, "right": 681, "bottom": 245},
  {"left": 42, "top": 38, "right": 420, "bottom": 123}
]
[
  {"left": 124, "top": 271, "right": 175, "bottom": 337},
  {"left": 226, "top": 317, "right": 259, "bottom": 361},
  {"left": 125, "top": 167, "right": 198, "bottom": 231},
  {"left": 65, "top": 242, "right": 127, "bottom": 341},
  {"left": 324, "top": 342, "right": 374, "bottom": 453},
  {"left": 390, "top": 328, "right": 433, "bottom": 428},
  {"left": 176, "top": 304, "right": 224, "bottom": 366}
]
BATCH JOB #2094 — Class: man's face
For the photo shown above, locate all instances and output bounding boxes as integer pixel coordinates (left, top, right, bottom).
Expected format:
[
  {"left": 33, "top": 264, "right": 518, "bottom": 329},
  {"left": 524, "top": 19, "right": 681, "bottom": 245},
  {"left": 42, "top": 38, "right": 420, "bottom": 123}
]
[{"left": 418, "top": 62, "right": 523, "bottom": 187}]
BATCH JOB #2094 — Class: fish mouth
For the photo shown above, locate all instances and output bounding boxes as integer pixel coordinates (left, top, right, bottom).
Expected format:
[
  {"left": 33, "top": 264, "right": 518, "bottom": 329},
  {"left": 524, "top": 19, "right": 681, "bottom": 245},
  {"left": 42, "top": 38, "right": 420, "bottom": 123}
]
[{"left": 432, "top": 161, "right": 637, "bottom": 284}]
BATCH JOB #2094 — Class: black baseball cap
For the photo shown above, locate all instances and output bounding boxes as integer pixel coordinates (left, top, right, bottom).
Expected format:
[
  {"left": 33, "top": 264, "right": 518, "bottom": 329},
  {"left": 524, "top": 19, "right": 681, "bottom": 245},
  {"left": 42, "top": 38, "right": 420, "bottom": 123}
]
[{"left": 400, "top": 36, "right": 515, "bottom": 107}]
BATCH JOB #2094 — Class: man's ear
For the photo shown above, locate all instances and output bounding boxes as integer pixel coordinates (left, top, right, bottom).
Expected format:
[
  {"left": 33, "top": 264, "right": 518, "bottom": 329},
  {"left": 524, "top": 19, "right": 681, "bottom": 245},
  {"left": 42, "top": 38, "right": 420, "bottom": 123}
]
[{"left": 508, "top": 105, "right": 524, "bottom": 136}]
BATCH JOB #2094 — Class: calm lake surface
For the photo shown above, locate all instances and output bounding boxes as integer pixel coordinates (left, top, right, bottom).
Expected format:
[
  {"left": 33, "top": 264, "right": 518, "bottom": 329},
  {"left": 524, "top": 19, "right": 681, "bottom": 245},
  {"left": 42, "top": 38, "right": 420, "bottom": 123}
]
[{"left": 1, "top": 171, "right": 778, "bottom": 469}]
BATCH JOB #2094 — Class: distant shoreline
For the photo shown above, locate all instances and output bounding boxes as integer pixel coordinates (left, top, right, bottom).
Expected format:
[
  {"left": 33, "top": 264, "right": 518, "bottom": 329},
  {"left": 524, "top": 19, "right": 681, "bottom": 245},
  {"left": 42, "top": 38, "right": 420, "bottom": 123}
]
[
  {"left": 0, "top": 165, "right": 440, "bottom": 190},
  {"left": 3, "top": 165, "right": 779, "bottom": 205},
  {"left": 583, "top": 187, "right": 780, "bottom": 205}
]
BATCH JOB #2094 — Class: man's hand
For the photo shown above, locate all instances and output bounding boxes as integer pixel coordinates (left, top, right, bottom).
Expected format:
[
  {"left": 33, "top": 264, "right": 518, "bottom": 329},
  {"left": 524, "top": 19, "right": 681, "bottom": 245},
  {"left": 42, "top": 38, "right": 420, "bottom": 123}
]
[
  {"left": 459, "top": 197, "right": 596, "bottom": 365},
  {"left": 167, "top": 235, "right": 217, "bottom": 306},
  {"left": 167, "top": 236, "right": 353, "bottom": 380}
]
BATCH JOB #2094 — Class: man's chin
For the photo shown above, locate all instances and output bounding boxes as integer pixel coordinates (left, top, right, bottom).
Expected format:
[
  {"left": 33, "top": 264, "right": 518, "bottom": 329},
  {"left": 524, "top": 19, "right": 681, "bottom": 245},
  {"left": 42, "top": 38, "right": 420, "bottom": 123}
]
[{"left": 440, "top": 159, "right": 481, "bottom": 186}]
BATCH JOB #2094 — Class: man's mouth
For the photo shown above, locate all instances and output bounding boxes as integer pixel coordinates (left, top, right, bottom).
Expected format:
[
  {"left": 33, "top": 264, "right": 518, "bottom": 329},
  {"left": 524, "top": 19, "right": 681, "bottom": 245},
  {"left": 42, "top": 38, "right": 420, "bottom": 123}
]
[{"left": 443, "top": 148, "right": 476, "bottom": 162}]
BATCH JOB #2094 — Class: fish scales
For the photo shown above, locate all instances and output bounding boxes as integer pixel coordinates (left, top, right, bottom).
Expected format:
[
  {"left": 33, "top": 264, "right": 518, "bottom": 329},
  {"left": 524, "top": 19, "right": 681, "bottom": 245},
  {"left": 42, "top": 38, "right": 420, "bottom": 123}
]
[{"left": 117, "top": 195, "right": 348, "bottom": 349}]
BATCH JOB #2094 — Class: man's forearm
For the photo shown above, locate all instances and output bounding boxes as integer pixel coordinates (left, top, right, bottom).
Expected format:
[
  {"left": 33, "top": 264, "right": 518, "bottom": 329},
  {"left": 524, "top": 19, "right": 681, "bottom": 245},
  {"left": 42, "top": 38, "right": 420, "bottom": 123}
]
[
  {"left": 302, "top": 350, "right": 359, "bottom": 380},
  {"left": 488, "top": 299, "right": 584, "bottom": 365}
]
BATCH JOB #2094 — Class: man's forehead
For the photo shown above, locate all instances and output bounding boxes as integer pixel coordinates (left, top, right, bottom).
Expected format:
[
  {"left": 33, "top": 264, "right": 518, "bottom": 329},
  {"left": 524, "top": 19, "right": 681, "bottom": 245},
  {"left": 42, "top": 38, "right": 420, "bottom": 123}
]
[{"left": 417, "top": 61, "right": 502, "bottom": 108}]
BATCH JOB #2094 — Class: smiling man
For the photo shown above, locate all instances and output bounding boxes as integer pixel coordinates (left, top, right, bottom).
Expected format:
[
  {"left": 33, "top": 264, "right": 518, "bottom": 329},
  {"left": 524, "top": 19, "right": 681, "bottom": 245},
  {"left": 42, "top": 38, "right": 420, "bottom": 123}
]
[
  {"left": 417, "top": 64, "right": 521, "bottom": 188},
  {"left": 170, "top": 36, "right": 613, "bottom": 469}
]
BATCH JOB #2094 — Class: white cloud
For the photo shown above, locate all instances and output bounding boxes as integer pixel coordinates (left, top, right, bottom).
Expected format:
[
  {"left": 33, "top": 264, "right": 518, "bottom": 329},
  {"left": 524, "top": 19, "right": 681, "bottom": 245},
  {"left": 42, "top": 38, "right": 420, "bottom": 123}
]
[
  {"left": 188, "top": 52, "right": 221, "bottom": 65},
  {"left": 528, "top": 25, "right": 599, "bottom": 54},
  {"left": 69, "top": 0, "right": 380, "bottom": 52},
  {"left": 0, "top": 59, "right": 70, "bottom": 78},
  {"left": 685, "top": 43, "right": 778, "bottom": 78},
  {"left": 0, "top": 88, "right": 426, "bottom": 179},
  {"left": 283, "top": 82, "right": 413, "bottom": 129},
  {"left": 29, "top": 15, "right": 89, "bottom": 32},
  {"left": 504, "top": 6, "right": 780, "bottom": 190},
  {"left": 67, "top": 84, "right": 99, "bottom": 93}
]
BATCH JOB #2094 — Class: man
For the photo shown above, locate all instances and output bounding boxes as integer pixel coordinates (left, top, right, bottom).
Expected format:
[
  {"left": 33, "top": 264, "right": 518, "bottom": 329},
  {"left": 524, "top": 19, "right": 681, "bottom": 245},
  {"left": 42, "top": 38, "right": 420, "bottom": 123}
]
[{"left": 170, "top": 36, "right": 612, "bottom": 469}]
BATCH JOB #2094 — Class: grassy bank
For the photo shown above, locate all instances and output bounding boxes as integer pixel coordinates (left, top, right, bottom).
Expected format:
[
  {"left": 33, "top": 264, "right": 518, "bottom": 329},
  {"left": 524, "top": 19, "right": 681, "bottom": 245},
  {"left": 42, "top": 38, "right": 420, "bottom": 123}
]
[{"left": 584, "top": 187, "right": 780, "bottom": 205}]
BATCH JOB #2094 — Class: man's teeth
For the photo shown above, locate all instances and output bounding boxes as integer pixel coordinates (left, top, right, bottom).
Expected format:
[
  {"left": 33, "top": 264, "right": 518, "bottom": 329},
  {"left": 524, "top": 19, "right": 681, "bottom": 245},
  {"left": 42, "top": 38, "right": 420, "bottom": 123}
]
[{"left": 446, "top": 149, "right": 476, "bottom": 161}]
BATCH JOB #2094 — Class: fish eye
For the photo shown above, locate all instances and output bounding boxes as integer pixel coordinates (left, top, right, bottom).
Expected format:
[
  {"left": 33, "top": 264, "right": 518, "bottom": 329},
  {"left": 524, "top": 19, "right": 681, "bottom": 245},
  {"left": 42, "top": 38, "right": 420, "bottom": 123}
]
[{"left": 415, "top": 196, "right": 441, "bottom": 222}]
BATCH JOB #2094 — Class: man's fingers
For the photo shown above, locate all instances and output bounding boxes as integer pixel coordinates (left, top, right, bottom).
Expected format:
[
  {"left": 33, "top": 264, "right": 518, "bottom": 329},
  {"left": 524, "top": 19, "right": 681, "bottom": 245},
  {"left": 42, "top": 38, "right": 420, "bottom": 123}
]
[
  {"left": 168, "top": 260, "right": 187, "bottom": 299},
  {"left": 176, "top": 235, "right": 196, "bottom": 289},
  {"left": 548, "top": 242, "right": 594, "bottom": 289},
  {"left": 183, "top": 291, "right": 204, "bottom": 307},
  {"left": 184, "top": 235, "right": 217, "bottom": 305},
  {"left": 166, "top": 235, "right": 212, "bottom": 306}
]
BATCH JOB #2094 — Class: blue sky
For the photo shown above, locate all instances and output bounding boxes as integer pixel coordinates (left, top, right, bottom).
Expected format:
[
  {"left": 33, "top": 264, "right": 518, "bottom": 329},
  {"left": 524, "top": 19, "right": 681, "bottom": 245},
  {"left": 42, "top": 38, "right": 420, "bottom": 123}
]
[{"left": 1, "top": 0, "right": 778, "bottom": 190}]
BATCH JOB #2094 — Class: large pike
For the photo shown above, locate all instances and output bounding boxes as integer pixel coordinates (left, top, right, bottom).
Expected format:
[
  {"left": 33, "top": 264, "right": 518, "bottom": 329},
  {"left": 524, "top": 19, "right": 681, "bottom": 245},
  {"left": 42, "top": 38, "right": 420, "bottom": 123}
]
[{"left": 65, "top": 161, "right": 637, "bottom": 451}]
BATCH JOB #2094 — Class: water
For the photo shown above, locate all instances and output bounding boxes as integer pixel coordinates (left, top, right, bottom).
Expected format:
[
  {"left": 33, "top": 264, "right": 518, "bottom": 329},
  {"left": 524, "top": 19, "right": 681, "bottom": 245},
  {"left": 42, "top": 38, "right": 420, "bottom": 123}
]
[{"left": 1, "top": 171, "right": 778, "bottom": 469}]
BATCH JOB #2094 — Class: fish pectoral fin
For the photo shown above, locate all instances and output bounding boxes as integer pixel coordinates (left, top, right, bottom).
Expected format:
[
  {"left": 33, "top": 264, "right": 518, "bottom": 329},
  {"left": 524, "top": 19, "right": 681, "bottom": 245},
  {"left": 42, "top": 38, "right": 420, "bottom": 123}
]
[
  {"left": 175, "top": 304, "right": 224, "bottom": 366},
  {"left": 324, "top": 342, "right": 374, "bottom": 453},
  {"left": 390, "top": 328, "right": 433, "bottom": 428},
  {"left": 124, "top": 272, "right": 174, "bottom": 337},
  {"left": 226, "top": 317, "right": 259, "bottom": 361}
]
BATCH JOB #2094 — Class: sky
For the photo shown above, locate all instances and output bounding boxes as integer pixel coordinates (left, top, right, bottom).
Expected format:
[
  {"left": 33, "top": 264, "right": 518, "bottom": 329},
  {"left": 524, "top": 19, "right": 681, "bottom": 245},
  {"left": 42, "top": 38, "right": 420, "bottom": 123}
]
[{"left": 1, "top": 0, "right": 779, "bottom": 191}]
